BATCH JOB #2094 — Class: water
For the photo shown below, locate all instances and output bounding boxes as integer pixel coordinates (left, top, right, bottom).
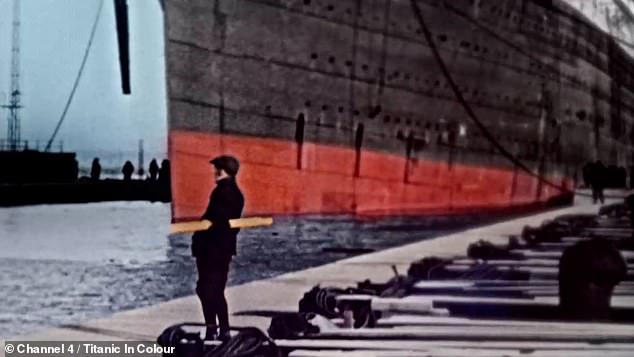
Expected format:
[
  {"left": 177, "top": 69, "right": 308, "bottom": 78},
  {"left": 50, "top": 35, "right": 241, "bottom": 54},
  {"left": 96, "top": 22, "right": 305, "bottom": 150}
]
[{"left": 0, "top": 202, "right": 521, "bottom": 338}]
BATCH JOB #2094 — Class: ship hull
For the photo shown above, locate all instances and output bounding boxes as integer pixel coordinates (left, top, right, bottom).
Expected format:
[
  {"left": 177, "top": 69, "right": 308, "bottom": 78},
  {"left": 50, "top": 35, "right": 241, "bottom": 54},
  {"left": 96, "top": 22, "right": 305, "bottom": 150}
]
[
  {"left": 170, "top": 130, "right": 571, "bottom": 221},
  {"left": 162, "top": 0, "right": 634, "bottom": 221}
]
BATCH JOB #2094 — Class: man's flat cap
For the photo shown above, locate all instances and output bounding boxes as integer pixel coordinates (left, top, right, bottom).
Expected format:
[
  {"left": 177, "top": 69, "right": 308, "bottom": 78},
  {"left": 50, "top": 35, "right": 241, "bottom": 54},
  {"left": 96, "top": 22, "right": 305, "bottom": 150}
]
[{"left": 210, "top": 155, "right": 240, "bottom": 176}]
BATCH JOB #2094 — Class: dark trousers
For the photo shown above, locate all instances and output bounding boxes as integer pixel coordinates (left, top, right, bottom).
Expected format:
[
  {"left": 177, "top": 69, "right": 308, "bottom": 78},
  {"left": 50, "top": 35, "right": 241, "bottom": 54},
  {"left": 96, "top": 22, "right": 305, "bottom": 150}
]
[
  {"left": 196, "top": 257, "right": 230, "bottom": 337},
  {"left": 591, "top": 184, "right": 604, "bottom": 204}
]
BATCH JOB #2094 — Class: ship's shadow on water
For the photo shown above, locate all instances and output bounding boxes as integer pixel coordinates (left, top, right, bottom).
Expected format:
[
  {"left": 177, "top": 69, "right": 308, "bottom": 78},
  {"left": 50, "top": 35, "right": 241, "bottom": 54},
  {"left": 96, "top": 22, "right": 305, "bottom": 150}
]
[
  {"left": 225, "top": 211, "right": 530, "bottom": 285},
  {"left": 1, "top": 210, "right": 526, "bottom": 338}
]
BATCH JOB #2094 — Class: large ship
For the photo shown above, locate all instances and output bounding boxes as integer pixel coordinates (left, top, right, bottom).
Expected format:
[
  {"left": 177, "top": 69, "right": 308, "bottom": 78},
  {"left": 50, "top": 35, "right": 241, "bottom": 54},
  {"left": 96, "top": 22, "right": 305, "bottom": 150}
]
[{"left": 162, "top": 0, "right": 634, "bottom": 222}]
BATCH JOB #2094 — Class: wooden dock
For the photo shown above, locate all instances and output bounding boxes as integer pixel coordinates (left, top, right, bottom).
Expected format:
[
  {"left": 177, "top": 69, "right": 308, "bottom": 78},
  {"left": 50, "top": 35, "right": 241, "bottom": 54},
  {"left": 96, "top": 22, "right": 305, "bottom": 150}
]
[{"left": 4, "top": 190, "right": 634, "bottom": 356}]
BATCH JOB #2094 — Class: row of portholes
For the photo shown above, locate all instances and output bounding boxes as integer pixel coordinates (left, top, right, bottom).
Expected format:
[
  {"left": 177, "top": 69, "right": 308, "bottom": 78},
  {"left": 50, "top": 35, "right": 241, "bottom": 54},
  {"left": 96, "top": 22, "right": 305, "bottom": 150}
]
[
  {"left": 285, "top": 4, "right": 632, "bottom": 120},
  {"left": 299, "top": 98, "right": 530, "bottom": 129},
  {"left": 309, "top": 46, "right": 623, "bottom": 113},
  {"left": 305, "top": 53, "right": 538, "bottom": 107},
  {"left": 295, "top": 102, "right": 543, "bottom": 152},
  {"left": 308, "top": 53, "right": 413, "bottom": 83},
  {"left": 385, "top": 116, "right": 423, "bottom": 127},
  {"left": 301, "top": 101, "right": 361, "bottom": 116},
  {"left": 395, "top": 129, "right": 457, "bottom": 147},
  {"left": 437, "top": 0, "right": 605, "bottom": 49},
  {"left": 276, "top": 103, "right": 473, "bottom": 138},
  {"left": 434, "top": 0, "right": 553, "bottom": 37},
  {"left": 300, "top": 0, "right": 560, "bottom": 55},
  {"left": 303, "top": 0, "right": 606, "bottom": 59},
  {"left": 523, "top": 47, "right": 611, "bottom": 89},
  {"left": 563, "top": 108, "right": 610, "bottom": 127},
  {"left": 301, "top": 0, "right": 423, "bottom": 33},
  {"left": 477, "top": 0, "right": 597, "bottom": 45},
  {"left": 392, "top": 122, "right": 560, "bottom": 155},
  {"left": 307, "top": 50, "right": 562, "bottom": 98},
  {"left": 460, "top": 0, "right": 614, "bottom": 67},
  {"left": 299, "top": 0, "right": 573, "bottom": 54},
  {"left": 441, "top": 35, "right": 513, "bottom": 60},
  {"left": 293, "top": 104, "right": 545, "bottom": 158},
  {"left": 296, "top": 2, "right": 589, "bottom": 78},
  {"left": 509, "top": 20, "right": 622, "bottom": 79},
  {"left": 397, "top": 130, "right": 543, "bottom": 159},
  {"left": 299, "top": 102, "right": 449, "bottom": 128},
  {"left": 269, "top": 102, "right": 607, "bottom": 135}
]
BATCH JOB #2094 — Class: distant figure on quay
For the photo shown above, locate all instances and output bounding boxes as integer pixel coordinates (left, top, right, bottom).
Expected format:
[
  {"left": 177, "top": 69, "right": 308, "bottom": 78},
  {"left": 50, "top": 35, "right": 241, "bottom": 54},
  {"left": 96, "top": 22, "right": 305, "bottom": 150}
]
[
  {"left": 122, "top": 160, "right": 135, "bottom": 181},
  {"left": 588, "top": 160, "right": 606, "bottom": 204},
  {"left": 192, "top": 155, "right": 244, "bottom": 341},
  {"left": 582, "top": 162, "right": 592, "bottom": 188},
  {"left": 90, "top": 158, "right": 101, "bottom": 181},
  {"left": 158, "top": 159, "right": 171, "bottom": 201},
  {"left": 149, "top": 159, "right": 159, "bottom": 181},
  {"left": 158, "top": 159, "right": 170, "bottom": 184}
]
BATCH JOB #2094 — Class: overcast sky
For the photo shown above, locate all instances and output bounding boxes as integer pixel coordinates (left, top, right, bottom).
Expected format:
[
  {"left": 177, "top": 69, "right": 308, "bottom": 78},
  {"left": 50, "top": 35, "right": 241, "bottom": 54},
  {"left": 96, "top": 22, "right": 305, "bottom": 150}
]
[{"left": 0, "top": 0, "right": 166, "bottom": 162}]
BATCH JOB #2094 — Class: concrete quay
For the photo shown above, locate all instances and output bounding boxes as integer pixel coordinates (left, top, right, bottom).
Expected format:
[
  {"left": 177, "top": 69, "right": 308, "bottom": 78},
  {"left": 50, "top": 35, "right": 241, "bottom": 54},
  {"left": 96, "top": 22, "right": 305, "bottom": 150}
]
[{"left": 3, "top": 190, "right": 629, "bottom": 350}]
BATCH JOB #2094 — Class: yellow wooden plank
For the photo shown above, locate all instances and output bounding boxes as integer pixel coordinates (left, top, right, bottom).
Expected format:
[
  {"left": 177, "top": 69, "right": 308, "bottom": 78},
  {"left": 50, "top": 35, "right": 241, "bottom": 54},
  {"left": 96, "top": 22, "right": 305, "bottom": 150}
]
[{"left": 170, "top": 217, "right": 273, "bottom": 234}]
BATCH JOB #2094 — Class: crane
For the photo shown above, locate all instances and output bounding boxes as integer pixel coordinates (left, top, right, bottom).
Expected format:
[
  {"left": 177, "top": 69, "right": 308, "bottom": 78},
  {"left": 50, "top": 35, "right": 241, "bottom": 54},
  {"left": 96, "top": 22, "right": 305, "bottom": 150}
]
[{"left": 1, "top": 0, "right": 22, "bottom": 151}]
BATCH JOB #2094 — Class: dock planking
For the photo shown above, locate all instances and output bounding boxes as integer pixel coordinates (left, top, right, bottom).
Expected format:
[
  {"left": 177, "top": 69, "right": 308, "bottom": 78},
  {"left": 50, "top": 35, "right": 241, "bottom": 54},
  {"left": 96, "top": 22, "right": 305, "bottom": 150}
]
[{"left": 257, "top": 193, "right": 634, "bottom": 356}]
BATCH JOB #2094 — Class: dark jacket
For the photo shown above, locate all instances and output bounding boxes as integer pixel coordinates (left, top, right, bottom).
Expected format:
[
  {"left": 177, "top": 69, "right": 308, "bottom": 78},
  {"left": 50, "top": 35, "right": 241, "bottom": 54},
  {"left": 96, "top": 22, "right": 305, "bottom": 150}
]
[{"left": 192, "top": 177, "right": 244, "bottom": 260}]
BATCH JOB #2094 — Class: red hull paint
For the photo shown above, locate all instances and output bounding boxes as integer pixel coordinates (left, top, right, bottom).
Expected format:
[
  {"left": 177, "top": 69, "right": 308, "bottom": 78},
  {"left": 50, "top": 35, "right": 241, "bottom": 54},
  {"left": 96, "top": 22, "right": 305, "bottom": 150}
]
[{"left": 170, "top": 130, "right": 571, "bottom": 221}]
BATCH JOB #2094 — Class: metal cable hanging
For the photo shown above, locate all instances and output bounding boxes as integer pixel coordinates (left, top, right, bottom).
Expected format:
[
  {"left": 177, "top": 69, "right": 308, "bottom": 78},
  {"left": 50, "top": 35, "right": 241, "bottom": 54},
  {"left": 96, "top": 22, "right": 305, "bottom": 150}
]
[
  {"left": 409, "top": 0, "right": 621, "bottom": 199},
  {"left": 45, "top": 0, "right": 105, "bottom": 152}
]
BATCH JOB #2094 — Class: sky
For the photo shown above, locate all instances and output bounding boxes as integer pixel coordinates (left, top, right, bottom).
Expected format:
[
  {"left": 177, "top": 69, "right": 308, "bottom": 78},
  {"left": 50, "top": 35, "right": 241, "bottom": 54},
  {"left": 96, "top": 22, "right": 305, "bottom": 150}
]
[{"left": 0, "top": 0, "right": 166, "bottom": 167}]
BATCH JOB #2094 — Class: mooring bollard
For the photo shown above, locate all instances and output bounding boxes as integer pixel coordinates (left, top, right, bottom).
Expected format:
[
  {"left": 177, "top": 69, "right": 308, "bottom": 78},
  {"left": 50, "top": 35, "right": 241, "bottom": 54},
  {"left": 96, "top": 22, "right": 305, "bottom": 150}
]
[{"left": 558, "top": 238, "right": 627, "bottom": 320}]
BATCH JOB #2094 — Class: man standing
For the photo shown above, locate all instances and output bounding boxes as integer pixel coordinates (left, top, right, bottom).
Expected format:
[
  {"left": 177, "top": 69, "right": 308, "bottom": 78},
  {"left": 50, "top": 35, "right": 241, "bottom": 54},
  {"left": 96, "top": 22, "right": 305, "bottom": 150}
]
[
  {"left": 192, "top": 155, "right": 244, "bottom": 341},
  {"left": 90, "top": 158, "right": 101, "bottom": 181},
  {"left": 589, "top": 160, "right": 606, "bottom": 204},
  {"left": 122, "top": 160, "right": 135, "bottom": 181},
  {"left": 148, "top": 159, "right": 159, "bottom": 181}
]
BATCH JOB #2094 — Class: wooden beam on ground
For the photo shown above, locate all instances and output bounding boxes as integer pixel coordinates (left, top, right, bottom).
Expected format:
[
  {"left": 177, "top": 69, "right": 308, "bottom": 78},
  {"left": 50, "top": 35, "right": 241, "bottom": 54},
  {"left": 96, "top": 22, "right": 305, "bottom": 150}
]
[
  {"left": 350, "top": 314, "right": 634, "bottom": 332},
  {"left": 410, "top": 285, "right": 634, "bottom": 298},
  {"left": 513, "top": 250, "right": 634, "bottom": 260},
  {"left": 451, "top": 259, "right": 634, "bottom": 270},
  {"left": 335, "top": 294, "right": 634, "bottom": 314}
]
